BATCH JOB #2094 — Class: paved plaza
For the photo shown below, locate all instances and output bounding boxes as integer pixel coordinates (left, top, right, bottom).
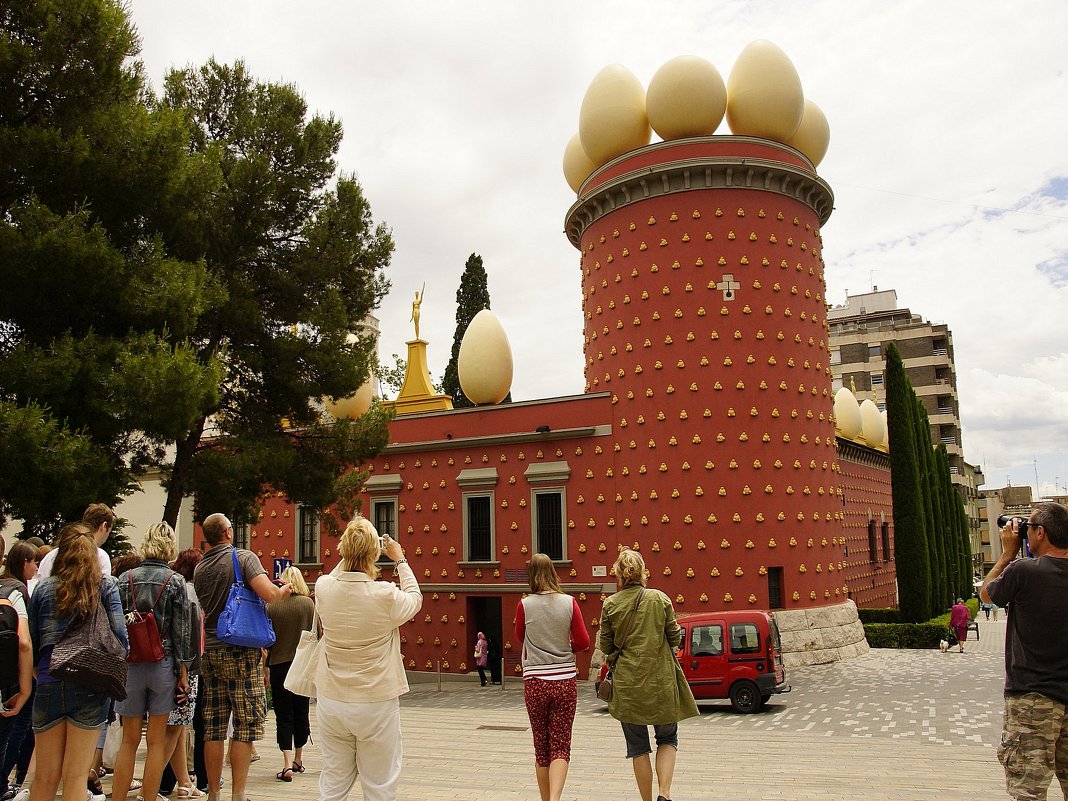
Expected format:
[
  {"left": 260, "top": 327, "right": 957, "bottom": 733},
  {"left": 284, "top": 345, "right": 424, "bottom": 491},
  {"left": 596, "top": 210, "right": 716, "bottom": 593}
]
[{"left": 100, "top": 617, "right": 1010, "bottom": 800}]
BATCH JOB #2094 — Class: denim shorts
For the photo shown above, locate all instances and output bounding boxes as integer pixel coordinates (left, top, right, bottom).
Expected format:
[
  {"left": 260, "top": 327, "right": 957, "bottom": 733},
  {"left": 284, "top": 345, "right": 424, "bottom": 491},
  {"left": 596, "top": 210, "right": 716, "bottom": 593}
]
[
  {"left": 32, "top": 680, "right": 110, "bottom": 733},
  {"left": 620, "top": 722, "right": 679, "bottom": 758},
  {"left": 116, "top": 657, "right": 178, "bottom": 718}
]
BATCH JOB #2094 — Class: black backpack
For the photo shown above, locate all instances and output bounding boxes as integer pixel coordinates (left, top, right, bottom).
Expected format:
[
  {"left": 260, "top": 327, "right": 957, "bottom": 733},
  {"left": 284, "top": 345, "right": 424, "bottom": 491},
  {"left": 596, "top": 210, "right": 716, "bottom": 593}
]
[{"left": 0, "top": 579, "right": 25, "bottom": 688}]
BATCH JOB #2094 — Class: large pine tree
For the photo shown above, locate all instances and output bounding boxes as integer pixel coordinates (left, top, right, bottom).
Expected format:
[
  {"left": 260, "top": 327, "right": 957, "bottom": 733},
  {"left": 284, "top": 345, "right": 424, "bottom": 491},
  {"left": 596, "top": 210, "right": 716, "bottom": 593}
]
[
  {"left": 0, "top": 3, "right": 394, "bottom": 537},
  {"left": 885, "top": 344, "right": 931, "bottom": 622}
]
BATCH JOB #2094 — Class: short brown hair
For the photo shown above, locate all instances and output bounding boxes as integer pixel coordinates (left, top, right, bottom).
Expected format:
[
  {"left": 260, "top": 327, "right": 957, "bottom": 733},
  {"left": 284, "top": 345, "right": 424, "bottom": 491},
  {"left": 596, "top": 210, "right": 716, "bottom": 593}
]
[
  {"left": 527, "top": 553, "right": 562, "bottom": 594},
  {"left": 82, "top": 503, "right": 115, "bottom": 531}
]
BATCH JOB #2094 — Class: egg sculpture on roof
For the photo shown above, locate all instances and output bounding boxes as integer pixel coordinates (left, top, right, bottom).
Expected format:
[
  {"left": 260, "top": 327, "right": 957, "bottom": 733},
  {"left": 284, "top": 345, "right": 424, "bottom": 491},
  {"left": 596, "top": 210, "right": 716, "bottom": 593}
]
[
  {"left": 578, "top": 64, "right": 651, "bottom": 166},
  {"left": 832, "top": 387, "right": 862, "bottom": 440},
  {"left": 859, "top": 399, "right": 886, "bottom": 448},
  {"left": 324, "top": 379, "right": 373, "bottom": 420},
  {"left": 646, "top": 55, "right": 727, "bottom": 140},
  {"left": 785, "top": 99, "right": 831, "bottom": 167},
  {"left": 458, "top": 309, "right": 513, "bottom": 405},
  {"left": 563, "top": 133, "right": 598, "bottom": 194},
  {"left": 726, "top": 40, "right": 805, "bottom": 141},
  {"left": 880, "top": 410, "right": 890, "bottom": 451}
]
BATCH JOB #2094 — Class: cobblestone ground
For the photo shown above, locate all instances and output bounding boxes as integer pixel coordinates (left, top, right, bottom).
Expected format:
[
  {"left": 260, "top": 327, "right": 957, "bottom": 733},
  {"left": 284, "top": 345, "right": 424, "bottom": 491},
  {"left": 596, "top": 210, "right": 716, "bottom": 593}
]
[{"left": 96, "top": 618, "right": 1010, "bottom": 800}]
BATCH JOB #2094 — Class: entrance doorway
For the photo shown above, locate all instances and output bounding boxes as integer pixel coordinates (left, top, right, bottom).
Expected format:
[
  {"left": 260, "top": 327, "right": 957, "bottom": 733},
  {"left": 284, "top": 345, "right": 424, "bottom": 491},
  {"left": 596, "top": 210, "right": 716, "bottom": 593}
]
[{"left": 468, "top": 596, "right": 503, "bottom": 683}]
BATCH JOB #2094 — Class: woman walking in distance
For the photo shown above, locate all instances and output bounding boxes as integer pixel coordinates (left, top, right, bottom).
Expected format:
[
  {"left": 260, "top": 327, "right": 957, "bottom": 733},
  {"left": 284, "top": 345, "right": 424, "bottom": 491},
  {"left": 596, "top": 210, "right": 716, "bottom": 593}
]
[
  {"left": 265, "top": 566, "right": 315, "bottom": 781},
  {"left": 515, "top": 554, "right": 590, "bottom": 801},
  {"left": 27, "top": 525, "right": 128, "bottom": 801},
  {"left": 598, "top": 549, "right": 697, "bottom": 801},
  {"left": 312, "top": 517, "right": 421, "bottom": 801}
]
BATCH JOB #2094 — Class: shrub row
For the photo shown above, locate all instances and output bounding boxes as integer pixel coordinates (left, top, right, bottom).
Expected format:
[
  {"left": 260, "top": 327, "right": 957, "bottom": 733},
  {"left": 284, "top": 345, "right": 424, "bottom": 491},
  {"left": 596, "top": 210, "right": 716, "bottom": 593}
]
[{"left": 861, "top": 598, "right": 982, "bottom": 649}]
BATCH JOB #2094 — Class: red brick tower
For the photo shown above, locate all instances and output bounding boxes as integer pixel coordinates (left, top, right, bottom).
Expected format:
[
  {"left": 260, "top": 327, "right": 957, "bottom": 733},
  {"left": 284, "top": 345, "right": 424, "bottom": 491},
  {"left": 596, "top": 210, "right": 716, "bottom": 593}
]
[{"left": 565, "top": 136, "right": 847, "bottom": 610}]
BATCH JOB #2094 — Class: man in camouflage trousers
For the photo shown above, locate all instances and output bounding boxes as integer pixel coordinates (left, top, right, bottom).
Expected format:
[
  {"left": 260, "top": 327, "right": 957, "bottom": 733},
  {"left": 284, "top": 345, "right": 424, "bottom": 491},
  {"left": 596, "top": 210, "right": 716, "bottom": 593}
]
[{"left": 982, "top": 501, "right": 1068, "bottom": 800}]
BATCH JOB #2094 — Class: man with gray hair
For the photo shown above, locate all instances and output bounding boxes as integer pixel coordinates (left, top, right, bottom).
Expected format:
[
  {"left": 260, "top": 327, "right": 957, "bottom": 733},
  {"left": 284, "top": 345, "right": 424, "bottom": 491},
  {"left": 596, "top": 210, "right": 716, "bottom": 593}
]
[
  {"left": 193, "top": 513, "right": 292, "bottom": 801},
  {"left": 981, "top": 501, "right": 1068, "bottom": 801}
]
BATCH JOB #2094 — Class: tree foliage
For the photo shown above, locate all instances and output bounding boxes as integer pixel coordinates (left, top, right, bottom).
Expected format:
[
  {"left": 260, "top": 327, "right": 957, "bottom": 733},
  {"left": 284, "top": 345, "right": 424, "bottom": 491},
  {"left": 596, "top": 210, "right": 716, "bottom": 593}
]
[
  {"left": 912, "top": 401, "right": 944, "bottom": 613},
  {"left": 0, "top": 2, "right": 394, "bottom": 537},
  {"left": 886, "top": 344, "right": 931, "bottom": 623},
  {"left": 0, "top": 0, "right": 222, "bottom": 536},
  {"left": 441, "top": 253, "right": 509, "bottom": 407}
]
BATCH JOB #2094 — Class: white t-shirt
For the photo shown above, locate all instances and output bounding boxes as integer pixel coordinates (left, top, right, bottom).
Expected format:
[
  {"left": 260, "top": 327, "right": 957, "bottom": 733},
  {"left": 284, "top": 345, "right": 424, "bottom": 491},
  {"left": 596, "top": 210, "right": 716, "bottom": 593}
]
[{"left": 37, "top": 545, "right": 112, "bottom": 580}]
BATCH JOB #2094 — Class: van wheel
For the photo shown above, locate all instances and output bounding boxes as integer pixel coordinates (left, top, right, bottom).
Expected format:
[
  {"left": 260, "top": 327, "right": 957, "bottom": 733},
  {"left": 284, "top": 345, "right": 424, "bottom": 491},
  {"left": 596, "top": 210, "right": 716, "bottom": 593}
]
[{"left": 729, "top": 680, "right": 761, "bottom": 714}]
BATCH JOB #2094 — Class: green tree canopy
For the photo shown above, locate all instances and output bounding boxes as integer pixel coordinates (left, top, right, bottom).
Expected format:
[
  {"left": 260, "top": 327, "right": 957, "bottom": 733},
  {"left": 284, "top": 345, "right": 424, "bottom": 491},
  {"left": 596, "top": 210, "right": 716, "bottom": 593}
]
[
  {"left": 885, "top": 343, "right": 931, "bottom": 623},
  {"left": 0, "top": 2, "right": 394, "bottom": 537}
]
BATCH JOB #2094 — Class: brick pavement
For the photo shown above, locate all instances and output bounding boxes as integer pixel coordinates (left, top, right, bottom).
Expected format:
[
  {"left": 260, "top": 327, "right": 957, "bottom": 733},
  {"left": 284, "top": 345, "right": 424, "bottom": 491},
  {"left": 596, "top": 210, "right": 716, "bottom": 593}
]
[{"left": 93, "top": 616, "right": 1010, "bottom": 800}]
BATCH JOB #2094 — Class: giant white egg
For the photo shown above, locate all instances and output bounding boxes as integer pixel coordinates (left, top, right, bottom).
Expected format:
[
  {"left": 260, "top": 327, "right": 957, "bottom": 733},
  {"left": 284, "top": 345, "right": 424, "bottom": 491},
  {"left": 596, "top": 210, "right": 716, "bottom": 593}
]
[
  {"left": 458, "top": 309, "right": 513, "bottom": 405},
  {"left": 833, "top": 387, "right": 862, "bottom": 440},
  {"left": 563, "top": 133, "right": 598, "bottom": 194},
  {"left": 785, "top": 99, "right": 830, "bottom": 167},
  {"left": 324, "top": 379, "right": 373, "bottom": 420},
  {"left": 578, "top": 64, "right": 651, "bottom": 166},
  {"left": 880, "top": 410, "right": 889, "bottom": 451},
  {"left": 646, "top": 55, "right": 727, "bottom": 140},
  {"left": 726, "top": 40, "right": 805, "bottom": 141},
  {"left": 859, "top": 399, "right": 885, "bottom": 448}
]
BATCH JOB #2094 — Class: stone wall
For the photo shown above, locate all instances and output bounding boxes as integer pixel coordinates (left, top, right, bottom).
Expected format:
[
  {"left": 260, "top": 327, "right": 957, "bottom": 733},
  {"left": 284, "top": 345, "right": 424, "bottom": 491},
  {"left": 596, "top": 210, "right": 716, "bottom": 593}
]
[{"left": 776, "top": 599, "right": 869, "bottom": 667}]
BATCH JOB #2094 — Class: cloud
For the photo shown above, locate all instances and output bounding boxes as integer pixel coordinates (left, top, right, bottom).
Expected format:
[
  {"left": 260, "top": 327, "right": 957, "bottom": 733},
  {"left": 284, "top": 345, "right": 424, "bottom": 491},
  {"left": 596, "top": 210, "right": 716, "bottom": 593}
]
[{"left": 126, "top": 0, "right": 1068, "bottom": 494}]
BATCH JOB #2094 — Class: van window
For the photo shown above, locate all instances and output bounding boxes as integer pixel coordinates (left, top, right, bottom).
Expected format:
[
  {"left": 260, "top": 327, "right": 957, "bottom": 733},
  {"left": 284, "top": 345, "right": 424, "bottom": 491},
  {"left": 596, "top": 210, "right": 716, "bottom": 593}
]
[
  {"left": 730, "top": 623, "right": 761, "bottom": 654},
  {"left": 690, "top": 625, "right": 723, "bottom": 657}
]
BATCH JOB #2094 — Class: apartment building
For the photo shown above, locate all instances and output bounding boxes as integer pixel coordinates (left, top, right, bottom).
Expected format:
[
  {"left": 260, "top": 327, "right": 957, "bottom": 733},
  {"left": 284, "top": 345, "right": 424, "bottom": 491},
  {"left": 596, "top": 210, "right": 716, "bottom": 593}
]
[{"left": 828, "top": 289, "right": 983, "bottom": 572}]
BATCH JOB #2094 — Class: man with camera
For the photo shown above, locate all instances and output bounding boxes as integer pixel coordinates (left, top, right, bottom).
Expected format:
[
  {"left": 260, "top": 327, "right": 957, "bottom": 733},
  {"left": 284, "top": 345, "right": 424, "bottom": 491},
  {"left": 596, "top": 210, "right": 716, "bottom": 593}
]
[{"left": 981, "top": 502, "right": 1068, "bottom": 800}]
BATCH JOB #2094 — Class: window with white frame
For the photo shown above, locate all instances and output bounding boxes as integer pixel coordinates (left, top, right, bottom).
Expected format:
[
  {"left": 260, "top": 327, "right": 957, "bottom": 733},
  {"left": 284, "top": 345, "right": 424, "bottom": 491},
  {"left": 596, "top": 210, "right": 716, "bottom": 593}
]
[
  {"left": 464, "top": 493, "right": 494, "bottom": 562},
  {"left": 232, "top": 521, "right": 250, "bottom": 550},
  {"left": 371, "top": 497, "right": 398, "bottom": 540},
  {"left": 533, "top": 489, "right": 566, "bottom": 561},
  {"left": 297, "top": 506, "right": 320, "bottom": 564}
]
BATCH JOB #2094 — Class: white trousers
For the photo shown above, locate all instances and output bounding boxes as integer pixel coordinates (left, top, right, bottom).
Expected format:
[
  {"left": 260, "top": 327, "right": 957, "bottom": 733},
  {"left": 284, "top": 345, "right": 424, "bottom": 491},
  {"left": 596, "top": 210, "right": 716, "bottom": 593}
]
[{"left": 317, "top": 693, "right": 403, "bottom": 801}]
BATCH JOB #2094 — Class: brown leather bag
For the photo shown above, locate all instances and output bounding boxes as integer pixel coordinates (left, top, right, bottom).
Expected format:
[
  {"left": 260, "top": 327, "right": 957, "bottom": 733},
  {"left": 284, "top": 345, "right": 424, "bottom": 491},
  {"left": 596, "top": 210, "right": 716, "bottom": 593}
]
[{"left": 597, "top": 588, "right": 644, "bottom": 702}]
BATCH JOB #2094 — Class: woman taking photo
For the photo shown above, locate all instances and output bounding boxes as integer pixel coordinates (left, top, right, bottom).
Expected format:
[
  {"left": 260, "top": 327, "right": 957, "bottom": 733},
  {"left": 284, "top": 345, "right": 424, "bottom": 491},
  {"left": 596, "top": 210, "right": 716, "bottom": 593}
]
[
  {"left": 28, "top": 524, "right": 128, "bottom": 801},
  {"left": 266, "top": 566, "right": 315, "bottom": 781},
  {"left": 515, "top": 553, "right": 590, "bottom": 801},
  {"left": 598, "top": 548, "right": 697, "bottom": 801},
  {"left": 313, "top": 517, "right": 421, "bottom": 801},
  {"left": 111, "top": 523, "right": 191, "bottom": 801}
]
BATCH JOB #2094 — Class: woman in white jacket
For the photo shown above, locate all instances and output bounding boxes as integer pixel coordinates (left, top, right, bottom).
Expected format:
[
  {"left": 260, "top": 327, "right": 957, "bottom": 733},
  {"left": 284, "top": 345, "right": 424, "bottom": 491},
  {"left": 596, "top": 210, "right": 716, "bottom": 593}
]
[{"left": 313, "top": 516, "right": 421, "bottom": 801}]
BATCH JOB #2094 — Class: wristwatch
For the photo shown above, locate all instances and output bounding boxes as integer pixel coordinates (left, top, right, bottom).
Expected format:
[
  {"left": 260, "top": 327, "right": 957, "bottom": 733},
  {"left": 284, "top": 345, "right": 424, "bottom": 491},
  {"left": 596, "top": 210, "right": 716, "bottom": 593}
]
[{"left": 395, "top": 557, "right": 408, "bottom": 564}]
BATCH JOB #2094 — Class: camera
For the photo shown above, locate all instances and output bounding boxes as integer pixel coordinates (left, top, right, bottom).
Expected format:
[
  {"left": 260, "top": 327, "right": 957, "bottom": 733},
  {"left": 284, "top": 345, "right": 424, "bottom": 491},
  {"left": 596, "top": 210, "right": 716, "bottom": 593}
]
[
  {"left": 379, "top": 535, "right": 388, "bottom": 551},
  {"left": 997, "top": 515, "right": 1030, "bottom": 539}
]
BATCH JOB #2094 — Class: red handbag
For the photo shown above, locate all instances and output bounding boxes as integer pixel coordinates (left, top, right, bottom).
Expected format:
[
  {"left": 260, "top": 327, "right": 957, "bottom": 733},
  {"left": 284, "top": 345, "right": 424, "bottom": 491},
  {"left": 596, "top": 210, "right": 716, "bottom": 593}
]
[{"left": 125, "top": 572, "right": 172, "bottom": 664}]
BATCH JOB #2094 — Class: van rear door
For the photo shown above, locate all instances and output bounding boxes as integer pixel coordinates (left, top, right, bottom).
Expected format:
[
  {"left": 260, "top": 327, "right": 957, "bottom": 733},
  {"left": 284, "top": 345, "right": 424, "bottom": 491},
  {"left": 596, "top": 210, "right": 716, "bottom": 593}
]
[{"left": 683, "top": 621, "right": 727, "bottom": 699}]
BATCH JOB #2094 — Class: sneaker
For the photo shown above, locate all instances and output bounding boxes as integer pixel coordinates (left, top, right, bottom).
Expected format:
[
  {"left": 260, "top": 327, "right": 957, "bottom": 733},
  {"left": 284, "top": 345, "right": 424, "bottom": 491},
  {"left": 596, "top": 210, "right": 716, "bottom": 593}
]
[
  {"left": 87, "top": 789, "right": 105, "bottom": 801},
  {"left": 11, "top": 790, "right": 28, "bottom": 801},
  {"left": 2, "top": 786, "right": 20, "bottom": 801}
]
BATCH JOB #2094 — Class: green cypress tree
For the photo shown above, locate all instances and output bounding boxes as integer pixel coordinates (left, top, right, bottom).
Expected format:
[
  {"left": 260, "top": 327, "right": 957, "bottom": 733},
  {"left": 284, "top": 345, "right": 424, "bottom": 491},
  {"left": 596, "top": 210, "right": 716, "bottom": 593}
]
[
  {"left": 956, "top": 492, "right": 973, "bottom": 597},
  {"left": 935, "top": 444, "right": 960, "bottom": 601},
  {"left": 926, "top": 418, "right": 949, "bottom": 610},
  {"left": 912, "top": 399, "right": 943, "bottom": 614},
  {"left": 886, "top": 344, "right": 931, "bottom": 622},
  {"left": 441, "top": 253, "right": 510, "bottom": 408},
  {"left": 442, "top": 254, "right": 489, "bottom": 408}
]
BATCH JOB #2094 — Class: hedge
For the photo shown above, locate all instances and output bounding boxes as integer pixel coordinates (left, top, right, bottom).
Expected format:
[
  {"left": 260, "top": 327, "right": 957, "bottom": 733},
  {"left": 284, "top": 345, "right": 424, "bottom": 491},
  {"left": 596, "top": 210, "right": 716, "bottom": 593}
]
[{"left": 861, "top": 599, "right": 981, "bottom": 649}]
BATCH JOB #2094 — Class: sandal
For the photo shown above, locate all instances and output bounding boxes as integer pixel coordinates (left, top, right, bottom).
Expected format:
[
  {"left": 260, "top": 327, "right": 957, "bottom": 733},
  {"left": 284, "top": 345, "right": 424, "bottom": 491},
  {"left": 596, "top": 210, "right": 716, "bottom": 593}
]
[
  {"left": 129, "top": 779, "right": 144, "bottom": 793},
  {"left": 175, "top": 787, "right": 204, "bottom": 798},
  {"left": 275, "top": 769, "right": 293, "bottom": 783},
  {"left": 291, "top": 761, "right": 305, "bottom": 774}
]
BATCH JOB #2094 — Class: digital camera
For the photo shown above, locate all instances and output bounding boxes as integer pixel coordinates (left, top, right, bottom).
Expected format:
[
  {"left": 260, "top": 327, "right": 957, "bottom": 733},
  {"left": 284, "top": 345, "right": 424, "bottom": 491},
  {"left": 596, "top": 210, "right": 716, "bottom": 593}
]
[{"left": 997, "top": 514, "right": 1031, "bottom": 539}]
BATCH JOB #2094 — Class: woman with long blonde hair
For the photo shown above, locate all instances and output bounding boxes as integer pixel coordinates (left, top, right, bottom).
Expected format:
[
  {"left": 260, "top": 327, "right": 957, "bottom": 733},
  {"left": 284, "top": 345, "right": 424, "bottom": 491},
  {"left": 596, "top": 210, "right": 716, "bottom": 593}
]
[
  {"left": 265, "top": 566, "right": 315, "bottom": 781},
  {"left": 28, "top": 524, "right": 128, "bottom": 801},
  {"left": 515, "top": 553, "right": 590, "bottom": 801},
  {"left": 312, "top": 516, "right": 421, "bottom": 801}
]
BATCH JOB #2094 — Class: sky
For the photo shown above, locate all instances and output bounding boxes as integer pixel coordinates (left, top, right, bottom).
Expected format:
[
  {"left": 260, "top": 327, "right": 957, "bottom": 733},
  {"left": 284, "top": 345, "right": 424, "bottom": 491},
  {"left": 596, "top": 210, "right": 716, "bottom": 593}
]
[{"left": 126, "top": 1, "right": 1068, "bottom": 499}]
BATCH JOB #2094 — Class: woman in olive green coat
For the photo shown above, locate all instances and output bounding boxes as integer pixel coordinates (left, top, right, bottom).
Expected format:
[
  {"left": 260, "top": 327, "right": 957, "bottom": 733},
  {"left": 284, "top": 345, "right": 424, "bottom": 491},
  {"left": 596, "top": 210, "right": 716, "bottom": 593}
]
[{"left": 598, "top": 549, "right": 698, "bottom": 801}]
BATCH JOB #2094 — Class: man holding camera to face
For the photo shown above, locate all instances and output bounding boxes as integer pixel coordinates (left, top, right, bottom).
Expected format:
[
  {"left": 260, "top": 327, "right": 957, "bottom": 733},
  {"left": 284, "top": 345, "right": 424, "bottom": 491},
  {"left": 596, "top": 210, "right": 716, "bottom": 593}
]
[{"left": 981, "top": 501, "right": 1068, "bottom": 801}]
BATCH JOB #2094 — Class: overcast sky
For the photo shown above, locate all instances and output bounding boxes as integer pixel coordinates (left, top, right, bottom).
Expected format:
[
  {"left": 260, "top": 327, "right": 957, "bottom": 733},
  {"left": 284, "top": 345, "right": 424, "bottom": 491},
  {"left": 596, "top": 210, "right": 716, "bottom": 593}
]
[{"left": 127, "top": 1, "right": 1068, "bottom": 499}]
